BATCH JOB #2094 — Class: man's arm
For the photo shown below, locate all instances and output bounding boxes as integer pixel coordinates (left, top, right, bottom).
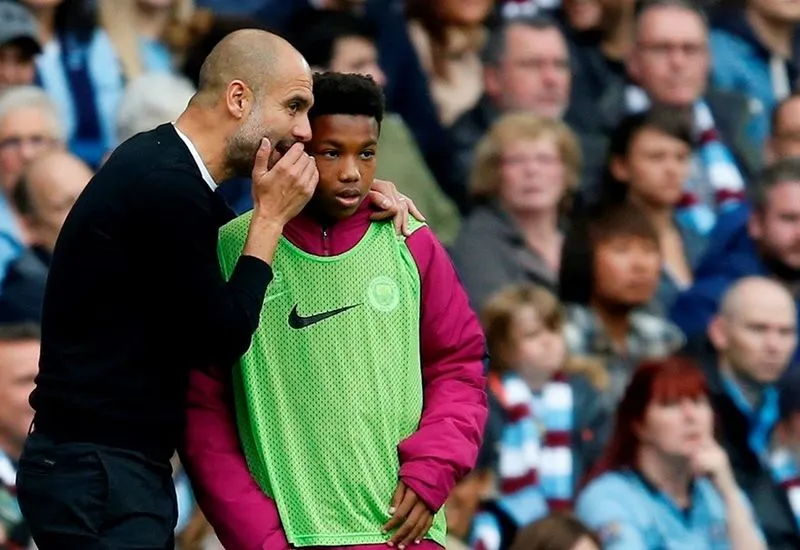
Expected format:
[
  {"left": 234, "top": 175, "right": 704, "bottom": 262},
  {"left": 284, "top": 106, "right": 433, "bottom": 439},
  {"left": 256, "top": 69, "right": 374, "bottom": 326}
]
[
  {"left": 145, "top": 170, "right": 273, "bottom": 369},
  {"left": 400, "top": 227, "right": 488, "bottom": 511},
  {"left": 181, "top": 367, "right": 289, "bottom": 550}
]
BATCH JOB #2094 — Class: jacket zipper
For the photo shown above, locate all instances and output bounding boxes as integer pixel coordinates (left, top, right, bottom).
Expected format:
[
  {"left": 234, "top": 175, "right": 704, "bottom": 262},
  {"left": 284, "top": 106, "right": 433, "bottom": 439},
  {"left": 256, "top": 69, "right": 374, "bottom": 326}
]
[{"left": 322, "top": 227, "right": 330, "bottom": 256}]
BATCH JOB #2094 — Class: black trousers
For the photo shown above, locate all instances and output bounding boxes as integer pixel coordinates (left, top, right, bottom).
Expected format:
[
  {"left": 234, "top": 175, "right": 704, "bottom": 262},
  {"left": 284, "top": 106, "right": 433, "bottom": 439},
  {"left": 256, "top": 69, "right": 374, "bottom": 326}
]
[{"left": 16, "top": 431, "right": 177, "bottom": 550}]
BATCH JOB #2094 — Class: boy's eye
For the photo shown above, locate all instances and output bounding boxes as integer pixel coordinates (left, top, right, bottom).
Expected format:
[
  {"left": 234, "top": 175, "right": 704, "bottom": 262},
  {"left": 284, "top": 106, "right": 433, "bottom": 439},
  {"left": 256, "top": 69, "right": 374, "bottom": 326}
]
[
  {"left": 321, "top": 150, "right": 339, "bottom": 159},
  {"left": 360, "top": 150, "right": 376, "bottom": 160}
]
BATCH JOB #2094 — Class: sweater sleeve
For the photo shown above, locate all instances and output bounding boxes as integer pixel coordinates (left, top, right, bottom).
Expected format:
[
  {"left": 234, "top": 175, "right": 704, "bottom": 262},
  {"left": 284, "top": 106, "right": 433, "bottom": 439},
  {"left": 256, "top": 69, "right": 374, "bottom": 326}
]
[
  {"left": 145, "top": 169, "right": 272, "bottom": 368},
  {"left": 398, "top": 226, "right": 488, "bottom": 511},
  {"left": 181, "top": 366, "right": 289, "bottom": 550}
]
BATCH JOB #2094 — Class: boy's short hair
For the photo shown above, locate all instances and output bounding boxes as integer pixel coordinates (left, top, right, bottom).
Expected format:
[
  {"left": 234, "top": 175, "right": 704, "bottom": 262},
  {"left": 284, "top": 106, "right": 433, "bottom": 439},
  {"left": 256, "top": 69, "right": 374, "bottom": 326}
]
[{"left": 309, "top": 71, "right": 386, "bottom": 130}]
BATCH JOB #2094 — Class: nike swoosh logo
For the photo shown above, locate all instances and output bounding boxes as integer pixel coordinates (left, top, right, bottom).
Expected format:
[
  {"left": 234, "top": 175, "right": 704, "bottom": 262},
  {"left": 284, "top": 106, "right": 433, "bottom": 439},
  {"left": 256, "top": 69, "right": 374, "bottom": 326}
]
[{"left": 288, "top": 303, "right": 361, "bottom": 329}]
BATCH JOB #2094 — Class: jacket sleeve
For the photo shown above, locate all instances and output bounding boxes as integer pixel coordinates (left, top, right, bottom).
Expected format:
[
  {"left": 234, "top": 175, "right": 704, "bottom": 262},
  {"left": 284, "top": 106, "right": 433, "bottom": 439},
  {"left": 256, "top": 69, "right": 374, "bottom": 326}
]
[
  {"left": 180, "top": 367, "right": 289, "bottom": 550},
  {"left": 400, "top": 226, "right": 489, "bottom": 511}
]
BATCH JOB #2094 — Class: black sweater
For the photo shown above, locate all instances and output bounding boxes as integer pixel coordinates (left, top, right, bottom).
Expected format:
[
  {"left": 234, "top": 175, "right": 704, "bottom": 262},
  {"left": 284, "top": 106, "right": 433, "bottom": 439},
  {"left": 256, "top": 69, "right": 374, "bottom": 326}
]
[{"left": 30, "top": 124, "right": 272, "bottom": 461}]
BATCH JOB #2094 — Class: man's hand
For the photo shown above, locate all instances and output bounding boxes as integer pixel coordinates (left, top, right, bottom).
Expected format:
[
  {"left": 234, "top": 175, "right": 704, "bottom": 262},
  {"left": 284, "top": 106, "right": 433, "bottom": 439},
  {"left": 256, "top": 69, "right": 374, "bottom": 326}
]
[
  {"left": 382, "top": 481, "right": 433, "bottom": 548},
  {"left": 251, "top": 139, "right": 319, "bottom": 226},
  {"left": 368, "top": 180, "right": 425, "bottom": 237}
]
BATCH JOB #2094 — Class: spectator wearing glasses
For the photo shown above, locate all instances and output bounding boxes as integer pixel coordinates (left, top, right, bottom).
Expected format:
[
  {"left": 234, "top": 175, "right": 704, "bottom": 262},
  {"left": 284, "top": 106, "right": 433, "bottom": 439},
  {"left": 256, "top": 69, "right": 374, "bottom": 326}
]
[
  {"left": 0, "top": 85, "right": 64, "bottom": 284},
  {"left": 577, "top": 0, "right": 760, "bottom": 235}
]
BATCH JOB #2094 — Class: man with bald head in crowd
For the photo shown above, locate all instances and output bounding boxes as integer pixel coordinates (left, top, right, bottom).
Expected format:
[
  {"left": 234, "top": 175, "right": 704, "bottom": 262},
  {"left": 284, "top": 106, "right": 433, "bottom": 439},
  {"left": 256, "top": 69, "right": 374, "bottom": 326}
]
[
  {"left": 691, "top": 277, "right": 800, "bottom": 549},
  {"left": 0, "top": 151, "right": 92, "bottom": 323},
  {"left": 15, "top": 29, "right": 418, "bottom": 549}
]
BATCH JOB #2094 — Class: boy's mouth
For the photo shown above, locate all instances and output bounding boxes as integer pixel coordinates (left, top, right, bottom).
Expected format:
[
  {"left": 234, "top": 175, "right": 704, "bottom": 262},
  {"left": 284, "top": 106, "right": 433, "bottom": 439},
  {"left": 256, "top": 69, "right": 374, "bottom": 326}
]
[{"left": 334, "top": 188, "right": 363, "bottom": 208}]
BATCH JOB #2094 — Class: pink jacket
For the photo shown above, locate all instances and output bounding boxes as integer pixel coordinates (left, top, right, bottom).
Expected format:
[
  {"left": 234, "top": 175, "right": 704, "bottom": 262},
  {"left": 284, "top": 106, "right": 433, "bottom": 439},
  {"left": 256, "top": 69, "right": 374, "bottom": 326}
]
[{"left": 181, "top": 201, "right": 488, "bottom": 550}]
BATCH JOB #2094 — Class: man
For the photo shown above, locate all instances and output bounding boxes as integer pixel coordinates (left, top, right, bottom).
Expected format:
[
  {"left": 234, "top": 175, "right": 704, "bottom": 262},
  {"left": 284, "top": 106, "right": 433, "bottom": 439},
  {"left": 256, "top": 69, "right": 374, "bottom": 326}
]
[
  {"left": 0, "top": 86, "right": 63, "bottom": 286},
  {"left": 578, "top": 0, "right": 760, "bottom": 229},
  {"left": 767, "top": 92, "right": 800, "bottom": 163},
  {"left": 0, "top": 1, "right": 40, "bottom": 93},
  {"left": 690, "top": 277, "right": 800, "bottom": 549},
  {"left": 0, "top": 322, "right": 38, "bottom": 549},
  {"left": 671, "top": 157, "right": 800, "bottom": 363},
  {"left": 0, "top": 151, "right": 93, "bottom": 323},
  {"left": 182, "top": 72, "right": 487, "bottom": 550},
  {"left": 449, "top": 14, "right": 574, "bottom": 193},
  {"left": 16, "top": 30, "right": 417, "bottom": 549},
  {"left": 711, "top": 0, "right": 800, "bottom": 150},
  {"left": 289, "top": 9, "right": 461, "bottom": 245}
]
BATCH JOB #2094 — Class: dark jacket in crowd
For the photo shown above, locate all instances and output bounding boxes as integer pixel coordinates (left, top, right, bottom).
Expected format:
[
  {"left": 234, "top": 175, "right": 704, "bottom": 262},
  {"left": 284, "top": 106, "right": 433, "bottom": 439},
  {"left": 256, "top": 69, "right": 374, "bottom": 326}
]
[
  {"left": 670, "top": 204, "right": 800, "bottom": 364},
  {"left": 687, "top": 337, "right": 800, "bottom": 550}
]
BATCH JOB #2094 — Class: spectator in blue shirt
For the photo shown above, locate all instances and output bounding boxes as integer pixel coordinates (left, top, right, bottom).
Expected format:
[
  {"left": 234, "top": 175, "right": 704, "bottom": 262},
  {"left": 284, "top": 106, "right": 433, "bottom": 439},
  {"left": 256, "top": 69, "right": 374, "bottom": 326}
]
[{"left": 576, "top": 355, "right": 765, "bottom": 550}]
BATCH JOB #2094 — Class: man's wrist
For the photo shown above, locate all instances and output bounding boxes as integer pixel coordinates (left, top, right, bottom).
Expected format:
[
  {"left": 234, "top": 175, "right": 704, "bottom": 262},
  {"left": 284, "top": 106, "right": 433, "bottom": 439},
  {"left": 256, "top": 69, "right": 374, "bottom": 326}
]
[{"left": 250, "top": 206, "right": 287, "bottom": 231}]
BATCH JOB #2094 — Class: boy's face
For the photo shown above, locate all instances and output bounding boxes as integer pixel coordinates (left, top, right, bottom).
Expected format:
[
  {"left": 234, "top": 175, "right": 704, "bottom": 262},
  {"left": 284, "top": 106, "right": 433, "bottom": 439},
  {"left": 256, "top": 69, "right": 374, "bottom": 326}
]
[{"left": 307, "top": 114, "right": 378, "bottom": 221}]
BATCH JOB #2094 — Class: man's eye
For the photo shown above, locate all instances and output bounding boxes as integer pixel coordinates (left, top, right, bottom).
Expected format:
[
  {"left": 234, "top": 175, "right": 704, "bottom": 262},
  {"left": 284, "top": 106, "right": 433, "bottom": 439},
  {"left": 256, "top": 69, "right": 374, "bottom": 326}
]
[
  {"left": 361, "top": 151, "right": 375, "bottom": 159},
  {"left": 322, "top": 151, "right": 338, "bottom": 158}
]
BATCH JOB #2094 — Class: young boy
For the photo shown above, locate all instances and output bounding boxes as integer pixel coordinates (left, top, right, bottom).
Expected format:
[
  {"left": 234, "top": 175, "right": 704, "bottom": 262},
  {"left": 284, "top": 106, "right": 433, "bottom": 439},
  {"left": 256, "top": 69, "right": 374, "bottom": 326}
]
[{"left": 182, "top": 72, "right": 488, "bottom": 550}]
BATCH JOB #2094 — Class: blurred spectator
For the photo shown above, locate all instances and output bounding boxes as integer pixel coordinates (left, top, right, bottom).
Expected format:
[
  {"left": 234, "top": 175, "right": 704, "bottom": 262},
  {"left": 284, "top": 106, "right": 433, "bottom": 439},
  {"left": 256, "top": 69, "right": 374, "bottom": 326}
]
[
  {"left": 99, "top": 0, "right": 201, "bottom": 80},
  {"left": 559, "top": 201, "right": 685, "bottom": 409},
  {"left": 405, "top": 0, "right": 494, "bottom": 126},
  {"left": 115, "top": 72, "right": 196, "bottom": 145},
  {"left": 579, "top": 0, "right": 760, "bottom": 234},
  {"left": 470, "top": 283, "right": 609, "bottom": 550},
  {"left": 0, "top": 322, "right": 39, "bottom": 549},
  {"left": 451, "top": 113, "right": 581, "bottom": 310},
  {"left": 290, "top": 9, "right": 461, "bottom": 244},
  {"left": 0, "top": 151, "right": 92, "bottom": 324},
  {"left": 559, "top": 0, "right": 603, "bottom": 33},
  {"left": 598, "top": 107, "right": 707, "bottom": 313},
  {"left": 770, "top": 366, "right": 800, "bottom": 532},
  {"left": 0, "top": 85, "right": 63, "bottom": 284},
  {"left": 449, "top": 14, "right": 573, "bottom": 193},
  {"left": 671, "top": 157, "right": 800, "bottom": 348},
  {"left": 0, "top": 1, "right": 41, "bottom": 93},
  {"left": 710, "top": 0, "right": 800, "bottom": 150},
  {"left": 690, "top": 277, "right": 800, "bottom": 549},
  {"left": 576, "top": 356, "right": 766, "bottom": 550},
  {"left": 0, "top": 85, "right": 63, "bottom": 193},
  {"left": 766, "top": 92, "right": 800, "bottom": 163},
  {"left": 23, "top": 0, "right": 123, "bottom": 168},
  {"left": 568, "top": 0, "right": 635, "bottom": 102},
  {"left": 509, "top": 513, "right": 601, "bottom": 550}
]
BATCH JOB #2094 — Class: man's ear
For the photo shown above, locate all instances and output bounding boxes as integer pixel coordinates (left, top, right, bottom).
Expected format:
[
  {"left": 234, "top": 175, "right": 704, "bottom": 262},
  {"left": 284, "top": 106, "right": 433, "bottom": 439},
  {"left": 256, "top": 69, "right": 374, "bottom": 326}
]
[
  {"left": 609, "top": 155, "right": 630, "bottom": 183},
  {"left": 765, "top": 138, "right": 778, "bottom": 166},
  {"left": 484, "top": 66, "right": 501, "bottom": 102},
  {"left": 707, "top": 314, "right": 727, "bottom": 353},
  {"left": 747, "top": 210, "right": 764, "bottom": 241}
]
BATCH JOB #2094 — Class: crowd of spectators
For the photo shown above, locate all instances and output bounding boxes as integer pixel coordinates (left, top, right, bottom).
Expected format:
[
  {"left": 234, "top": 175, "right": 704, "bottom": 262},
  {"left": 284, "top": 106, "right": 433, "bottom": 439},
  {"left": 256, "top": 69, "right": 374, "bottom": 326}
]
[{"left": 2, "top": 0, "right": 800, "bottom": 548}]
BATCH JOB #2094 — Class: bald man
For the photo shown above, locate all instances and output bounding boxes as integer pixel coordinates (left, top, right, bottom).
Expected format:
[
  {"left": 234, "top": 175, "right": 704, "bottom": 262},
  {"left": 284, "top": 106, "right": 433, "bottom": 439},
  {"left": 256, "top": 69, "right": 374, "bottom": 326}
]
[
  {"left": 16, "top": 30, "right": 420, "bottom": 550},
  {"left": 697, "top": 277, "right": 800, "bottom": 550},
  {"left": 0, "top": 152, "right": 92, "bottom": 324}
]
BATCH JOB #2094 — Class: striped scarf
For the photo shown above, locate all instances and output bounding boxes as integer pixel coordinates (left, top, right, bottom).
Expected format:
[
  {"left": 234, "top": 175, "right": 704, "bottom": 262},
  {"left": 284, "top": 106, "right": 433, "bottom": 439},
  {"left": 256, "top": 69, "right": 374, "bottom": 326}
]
[
  {"left": 769, "top": 447, "right": 800, "bottom": 530},
  {"left": 488, "top": 371, "right": 575, "bottom": 511},
  {"left": 625, "top": 85, "right": 745, "bottom": 236}
]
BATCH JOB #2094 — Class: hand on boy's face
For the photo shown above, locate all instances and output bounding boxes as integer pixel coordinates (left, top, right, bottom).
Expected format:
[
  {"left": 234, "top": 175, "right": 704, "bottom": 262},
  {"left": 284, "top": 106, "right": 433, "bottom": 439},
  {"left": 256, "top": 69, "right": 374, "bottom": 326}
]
[{"left": 382, "top": 481, "right": 434, "bottom": 549}]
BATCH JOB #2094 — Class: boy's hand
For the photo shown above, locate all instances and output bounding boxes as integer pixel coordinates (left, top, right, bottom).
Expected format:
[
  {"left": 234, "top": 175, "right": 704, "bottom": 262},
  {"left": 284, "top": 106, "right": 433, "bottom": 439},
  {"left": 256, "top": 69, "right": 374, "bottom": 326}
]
[
  {"left": 382, "top": 481, "right": 433, "bottom": 548},
  {"left": 368, "top": 180, "right": 425, "bottom": 237}
]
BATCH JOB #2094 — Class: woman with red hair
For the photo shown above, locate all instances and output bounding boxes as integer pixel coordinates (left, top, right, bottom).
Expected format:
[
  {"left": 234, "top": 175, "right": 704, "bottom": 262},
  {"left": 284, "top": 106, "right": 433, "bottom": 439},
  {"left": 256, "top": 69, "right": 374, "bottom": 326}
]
[{"left": 575, "top": 356, "right": 765, "bottom": 549}]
